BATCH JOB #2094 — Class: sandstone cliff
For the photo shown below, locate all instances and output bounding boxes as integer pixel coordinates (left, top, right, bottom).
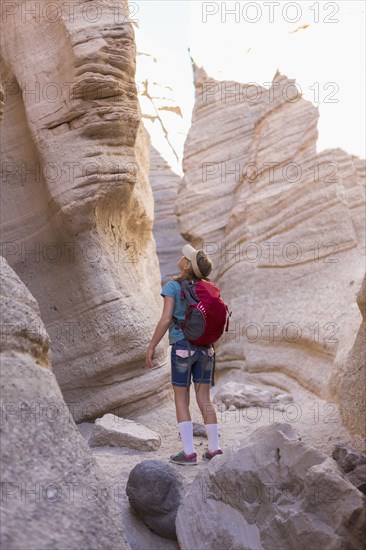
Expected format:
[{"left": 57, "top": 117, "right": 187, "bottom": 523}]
[
  {"left": 0, "top": 0, "right": 169, "bottom": 422},
  {"left": 331, "top": 274, "right": 366, "bottom": 440},
  {"left": 149, "top": 145, "right": 186, "bottom": 285},
  {"left": 0, "top": 257, "right": 130, "bottom": 549},
  {"left": 176, "top": 63, "right": 366, "bottom": 436}
]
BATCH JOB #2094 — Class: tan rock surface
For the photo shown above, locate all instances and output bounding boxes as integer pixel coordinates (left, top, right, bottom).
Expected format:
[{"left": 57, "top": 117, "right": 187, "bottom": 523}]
[
  {"left": 0, "top": 257, "right": 130, "bottom": 550},
  {"left": 331, "top": 274, "right": 366, "bottom": 439},
  {"left": 149, "top": 145, "right": 186, "bottom": 284},
  {"left": 176, "top": 63, "right": 366, "bottom": 429},
  {"left": 90, "top": 413, "right": 161, "bottom": 450},
  {"left": 0, "top": 1, "right": 169, "bottom": 422},
  {"left": 175, "top": 422, "right": 366, "bottom": 550}
]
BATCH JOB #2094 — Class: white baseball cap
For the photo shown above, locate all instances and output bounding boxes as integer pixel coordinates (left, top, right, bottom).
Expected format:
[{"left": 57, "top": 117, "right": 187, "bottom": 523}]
[{"left": 182, "top": 244, "right": 211, "bottom": 279}]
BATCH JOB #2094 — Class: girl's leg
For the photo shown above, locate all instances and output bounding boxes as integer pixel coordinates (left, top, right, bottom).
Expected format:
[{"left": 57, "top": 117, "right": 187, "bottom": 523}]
[
  {"left": 194, "top": 383, "right": 221, "bottom": 453},
  {"left": 194, "top": 382, "right": 217, "bottom": 424},
  {"left": 173, "top": 386, "right": 195, "bottom": 455},
  {"left": 173, "top": 386, "right": 190, "bottom": 422}
]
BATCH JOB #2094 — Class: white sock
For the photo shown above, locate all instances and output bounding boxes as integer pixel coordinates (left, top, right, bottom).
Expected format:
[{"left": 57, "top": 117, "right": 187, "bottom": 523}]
[
  {"left": 205, "top": 423, "right": 220, "bottom": 453},
  {"left": 178, "top": 421, "right": 195, "bottom": 455}
]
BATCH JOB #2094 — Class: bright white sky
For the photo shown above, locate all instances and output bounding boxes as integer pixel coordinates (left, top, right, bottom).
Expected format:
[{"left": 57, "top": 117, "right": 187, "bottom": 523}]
[{"left": 134, "top": 0, "right": 365, "bottom": 174}]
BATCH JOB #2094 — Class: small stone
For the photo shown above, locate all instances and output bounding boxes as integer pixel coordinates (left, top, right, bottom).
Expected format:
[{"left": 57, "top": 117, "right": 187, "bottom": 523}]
[
  {"left": 193, "top": 422, "right": 207, "bottom": 437},
  {"left": 332, "top": 443, "right": 366, "bottom": 473},
  {"left": 346, "top": 464, "right": 366, "bottom": 495}
]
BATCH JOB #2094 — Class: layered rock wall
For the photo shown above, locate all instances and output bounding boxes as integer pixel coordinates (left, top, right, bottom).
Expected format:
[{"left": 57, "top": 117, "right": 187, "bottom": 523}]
[
  {"left": 0, "top": 0, "right": 169, "bottom": 421},
  {"left": 331, "top": 275, "right": 366, "bottom": 439},
  {"left": 0, "top": 257, "right": 130, "bottom": 549},
  {"left": 149, "top": 145, "right": 185, "bottom": 285},
  {"left": 177, "top": 64, "right": 366, "bottom": 432}
]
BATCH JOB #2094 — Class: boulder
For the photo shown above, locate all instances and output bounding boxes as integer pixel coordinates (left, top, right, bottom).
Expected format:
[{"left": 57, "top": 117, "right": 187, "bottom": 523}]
[
  {"left": 0, "top": 257, "right": 129, "bottom": 550},
  {"left": 176, "top": 422, "right": 366, "bottom": 550},
  {"left": 89, "top": 414, "right": 161, "bottom": 451},
  {"left": 126, "top": 460, "right": 183, "bottom": 540}
]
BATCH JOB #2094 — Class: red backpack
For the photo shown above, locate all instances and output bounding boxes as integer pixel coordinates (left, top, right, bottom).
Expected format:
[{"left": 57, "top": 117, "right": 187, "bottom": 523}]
[{"left": 173, "top": 279, "right": 231, "bottom": 346}]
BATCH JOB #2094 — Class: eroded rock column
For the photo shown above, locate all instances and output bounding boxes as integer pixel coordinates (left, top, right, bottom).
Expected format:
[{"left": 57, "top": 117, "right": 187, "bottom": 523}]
[
  {"left": 0, "top": 0, "right": 169, "bottom": 421},
  {"left": 177, "top": 62, "right": 366, "bottom": 413}
]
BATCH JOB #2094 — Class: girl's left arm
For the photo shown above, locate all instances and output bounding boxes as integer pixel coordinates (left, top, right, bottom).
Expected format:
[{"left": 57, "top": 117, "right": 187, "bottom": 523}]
[{"left": 146, "top": 296, "right": 175, "bottom": 369}]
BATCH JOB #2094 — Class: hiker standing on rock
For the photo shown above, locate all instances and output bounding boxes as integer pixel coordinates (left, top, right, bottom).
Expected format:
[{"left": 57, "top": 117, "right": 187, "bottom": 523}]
[{"left": 146, "top": 244, "right": 230, "bottom": 465}]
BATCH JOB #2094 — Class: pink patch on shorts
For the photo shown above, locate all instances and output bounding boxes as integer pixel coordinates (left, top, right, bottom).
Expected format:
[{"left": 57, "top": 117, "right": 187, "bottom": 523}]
[{"left": 176, "top": 350, "right": 196, "bottom": 358}]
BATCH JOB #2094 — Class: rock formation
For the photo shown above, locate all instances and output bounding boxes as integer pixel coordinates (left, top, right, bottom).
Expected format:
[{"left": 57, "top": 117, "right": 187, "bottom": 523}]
[
  {"left": 149, "top": 145, "right": 186, "bottom": 284},
  {"left": 331, "top": 274, "right": 366, "bottom": 439},
  {"left": 176, "top": 62, "right": 366, "bottom": 436},
  {"left": 0, "top": 0, "right": 170, "bottom": 422},
  {"left": 135, "top": 40, "right": 188, "bottom": 175},
  {"left": 176, "top": 422, "right": 366, "bottom": 550},
  {"left": 0, "top": 257, "right": 130, "bottom": 549}
]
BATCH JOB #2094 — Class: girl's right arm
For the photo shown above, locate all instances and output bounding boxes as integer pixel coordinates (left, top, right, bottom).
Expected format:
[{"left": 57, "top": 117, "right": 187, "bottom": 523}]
[{"left": 146, "top": 296, "right": 175, "bottom": 369}]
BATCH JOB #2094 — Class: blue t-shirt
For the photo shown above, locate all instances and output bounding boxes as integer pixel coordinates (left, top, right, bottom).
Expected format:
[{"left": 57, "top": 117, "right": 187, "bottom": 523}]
[{"left": 161, "top": 280, "right": 187, "bottom": 345}]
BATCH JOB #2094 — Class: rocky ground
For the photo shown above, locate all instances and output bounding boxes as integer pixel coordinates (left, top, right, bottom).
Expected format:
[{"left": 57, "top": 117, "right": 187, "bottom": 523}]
[{"left": 78, "top": 368, "right": 364, "bottom": 550}]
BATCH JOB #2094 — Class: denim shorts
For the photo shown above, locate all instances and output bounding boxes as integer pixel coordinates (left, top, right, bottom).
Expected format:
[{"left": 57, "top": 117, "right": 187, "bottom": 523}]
[{"left": 171, "top": 338, "right": 214, "bottom": 388}]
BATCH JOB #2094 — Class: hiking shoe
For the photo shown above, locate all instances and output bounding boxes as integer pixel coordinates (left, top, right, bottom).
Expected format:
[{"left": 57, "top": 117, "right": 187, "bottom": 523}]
[
  {"left": 169, "top": 450, "right": 198, "bottom": 465},
  {"left": 202, "top": 448, "right": 223, "bottom": 461}
]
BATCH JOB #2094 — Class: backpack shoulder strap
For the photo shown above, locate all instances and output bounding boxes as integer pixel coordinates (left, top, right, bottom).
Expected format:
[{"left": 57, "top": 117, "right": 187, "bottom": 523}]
[{"left": 181, "top": 279, "right": 200, "bottom": 305}]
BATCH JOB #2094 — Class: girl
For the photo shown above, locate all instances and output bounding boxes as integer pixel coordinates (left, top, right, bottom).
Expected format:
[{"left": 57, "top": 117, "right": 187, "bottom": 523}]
[{"left": 146, "top": 244, "right": 223, "bottom": 465}]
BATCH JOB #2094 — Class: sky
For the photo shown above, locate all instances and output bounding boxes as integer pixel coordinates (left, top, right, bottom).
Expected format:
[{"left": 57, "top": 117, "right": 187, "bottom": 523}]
[{"left": 133, "top": 0, "right": 365, "bottom": 174}]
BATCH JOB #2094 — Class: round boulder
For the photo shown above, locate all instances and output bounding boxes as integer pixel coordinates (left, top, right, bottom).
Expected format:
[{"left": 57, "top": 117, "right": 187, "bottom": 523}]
[{"left": 126, "top": 460, "right": 183, "bottom": 540}]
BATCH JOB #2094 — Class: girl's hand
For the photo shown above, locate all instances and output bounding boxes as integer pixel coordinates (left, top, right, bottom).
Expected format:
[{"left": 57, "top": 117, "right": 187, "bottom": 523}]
[{"left": 146, "top": 346, "right": 155, "bottom": 369}]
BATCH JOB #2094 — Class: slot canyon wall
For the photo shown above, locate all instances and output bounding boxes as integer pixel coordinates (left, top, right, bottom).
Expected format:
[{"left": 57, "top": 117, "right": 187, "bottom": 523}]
[
  {"left": 149, "top": 145, "right": 186, "bottom": 285},
  {"left": 0, "top": 0, "right": 170, "bottom": 422},
  {"left": 175, "top": 63, "right": 366, "bottom": 438},
  {"left": 0, "top": 256, "right": 130, "bottom": 549}
]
